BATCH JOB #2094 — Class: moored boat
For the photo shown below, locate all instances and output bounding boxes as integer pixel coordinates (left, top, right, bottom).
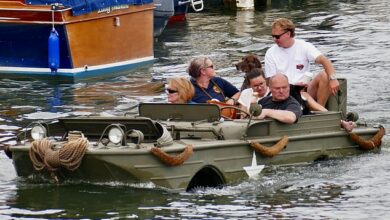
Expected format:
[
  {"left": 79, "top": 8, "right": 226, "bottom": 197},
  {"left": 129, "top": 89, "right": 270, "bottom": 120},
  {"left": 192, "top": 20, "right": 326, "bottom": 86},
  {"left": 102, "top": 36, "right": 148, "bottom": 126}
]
[
  {"left": 153, "top": 0, "right": 174, "bottom": 37},
  {"left": 154, "top": 0, "right": 204, "bottom": 37},
  {"left": 0, "top": 0, "right": 154, "bottom": 81},
  {"left": 169, "top": 0, "right": 204, "bottom": 23},
  {"left": 4, "top": 80, "right": 385, "bottom": 190}
]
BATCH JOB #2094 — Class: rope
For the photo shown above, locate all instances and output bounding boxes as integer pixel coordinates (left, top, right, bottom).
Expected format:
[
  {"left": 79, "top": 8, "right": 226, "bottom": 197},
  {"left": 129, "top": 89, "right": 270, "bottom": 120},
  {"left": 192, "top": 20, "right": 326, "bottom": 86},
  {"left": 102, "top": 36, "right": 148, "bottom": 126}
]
[
  {"left": 51, "top": 4, "right": 55, "bottom": 31},
  {"left": 68, "top": 131, "right": 84, "bottom": 142},
  {"left": 150, "top": 144, "right": 193, "bottom": 166},
  {"left": 349, "top": 126, "right": 385, "bottom": 150},
  {"left": 29, "top": 138, "right": 88, "bottom": 172},
  {"left": 250, "top": 136, "right": 288, "bottom": 157},
  {"left": 128, "top": 129, "right": 144, "bottom": 145}
]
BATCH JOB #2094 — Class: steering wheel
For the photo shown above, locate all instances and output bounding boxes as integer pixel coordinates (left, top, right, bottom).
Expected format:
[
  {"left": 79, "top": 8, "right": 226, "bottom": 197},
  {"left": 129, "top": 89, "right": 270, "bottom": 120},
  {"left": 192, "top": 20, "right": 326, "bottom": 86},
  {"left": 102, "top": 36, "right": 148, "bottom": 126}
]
[{"left": 219, "top": 106, "right": 250, "bottom": 119}]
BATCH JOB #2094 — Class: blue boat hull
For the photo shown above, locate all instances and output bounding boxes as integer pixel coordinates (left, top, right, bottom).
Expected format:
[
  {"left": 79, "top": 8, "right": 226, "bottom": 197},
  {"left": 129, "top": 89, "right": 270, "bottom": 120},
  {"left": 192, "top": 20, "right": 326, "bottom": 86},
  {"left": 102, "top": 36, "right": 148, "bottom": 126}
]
[{"left": 0, "top": 23, "right": 72, "bottom": 69}]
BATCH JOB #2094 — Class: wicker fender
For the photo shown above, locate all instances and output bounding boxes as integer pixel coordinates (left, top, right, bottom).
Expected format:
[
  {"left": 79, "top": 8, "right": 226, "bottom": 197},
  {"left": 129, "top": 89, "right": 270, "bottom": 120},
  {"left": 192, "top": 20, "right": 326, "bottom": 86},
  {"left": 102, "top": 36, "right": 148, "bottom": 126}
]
[
  {"left": 349, "top": 126, "right": 385, "bottom": 150},
  {"left": 250, "top": 136, "right": 288, "bottom": 157},
  {"left": 150, "top": 145, "right": 193, "bottom": 166}
]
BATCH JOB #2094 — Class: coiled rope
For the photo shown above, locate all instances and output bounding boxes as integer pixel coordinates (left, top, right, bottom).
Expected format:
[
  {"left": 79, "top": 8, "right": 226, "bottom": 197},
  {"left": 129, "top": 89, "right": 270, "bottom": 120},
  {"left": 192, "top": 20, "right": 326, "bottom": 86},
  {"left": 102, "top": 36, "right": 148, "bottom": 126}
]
[
  {"left": 150, "top": 144, "right": 193, "bottom": 166},
  {"left": 29, "top": 138, "right": 88, "bottom": 171},
  {"left": 250, "top": 136, "right": 288, "bottom": 157},
  {"left": 349, "top": 126, "right": 385, "bottom": 150}
]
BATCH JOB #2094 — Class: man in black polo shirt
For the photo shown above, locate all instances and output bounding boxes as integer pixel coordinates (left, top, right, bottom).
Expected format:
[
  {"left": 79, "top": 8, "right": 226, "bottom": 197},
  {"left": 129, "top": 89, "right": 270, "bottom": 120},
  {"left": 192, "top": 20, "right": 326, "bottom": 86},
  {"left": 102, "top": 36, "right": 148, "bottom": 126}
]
[{"left": 256, "top": 73, "right": 302, "bottom": 124}]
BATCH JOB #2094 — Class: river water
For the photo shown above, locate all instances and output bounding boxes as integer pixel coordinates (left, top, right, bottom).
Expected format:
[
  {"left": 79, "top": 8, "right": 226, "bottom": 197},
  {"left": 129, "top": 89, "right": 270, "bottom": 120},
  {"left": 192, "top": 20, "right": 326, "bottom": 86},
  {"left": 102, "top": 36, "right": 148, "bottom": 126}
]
[{"left": 1, "top": 0, "right": 390, "bottom": 219}]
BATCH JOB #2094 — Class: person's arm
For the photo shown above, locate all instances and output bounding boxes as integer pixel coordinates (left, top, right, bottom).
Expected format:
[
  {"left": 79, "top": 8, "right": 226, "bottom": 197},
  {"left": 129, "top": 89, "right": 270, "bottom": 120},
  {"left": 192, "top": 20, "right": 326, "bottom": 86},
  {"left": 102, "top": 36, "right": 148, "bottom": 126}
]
[
  {"left": 225, "top": 92, "right": 240, "bottom": 105},
  {"left": 238, "top": 89, "right": 256, "bottom": 111},
  {"left": 315, "top": 55, "right": 339, "bottom": 95},
  {"left": 218, "top": 77, "right": 240, "bottom": 104},
  {"left": 257, "top": 109, "right": 297, "bottom": 124},
  {"left": 264, "top": 50, "right": 277, "bottom": 79},
  {"left": 256, "top": 97, "right": 302, "bottom": 124},
  {"left": 231, "top": 92, "right": 241, "bottom": 102}
]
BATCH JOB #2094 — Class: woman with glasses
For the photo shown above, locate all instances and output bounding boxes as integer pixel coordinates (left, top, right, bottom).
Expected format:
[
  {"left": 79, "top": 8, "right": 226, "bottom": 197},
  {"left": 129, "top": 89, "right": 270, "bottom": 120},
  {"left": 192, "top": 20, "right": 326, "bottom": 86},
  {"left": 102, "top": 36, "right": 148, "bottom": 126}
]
[
  {"left": 237, "top": 68, "right": 270, "bottom": 114},
  {"left": 166, "top": 77, "right": 195, "bottom": 104},
  {"left": 187, "top": 57, "right": 240, "bottom": 104}
]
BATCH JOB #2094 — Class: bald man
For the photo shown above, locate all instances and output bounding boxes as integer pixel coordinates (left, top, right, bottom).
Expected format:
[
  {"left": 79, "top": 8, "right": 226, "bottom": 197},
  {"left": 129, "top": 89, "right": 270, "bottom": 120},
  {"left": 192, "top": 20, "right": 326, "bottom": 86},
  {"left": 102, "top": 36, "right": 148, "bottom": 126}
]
[{"left": 256, "top": 73, "right": 302, "bottom": 124}]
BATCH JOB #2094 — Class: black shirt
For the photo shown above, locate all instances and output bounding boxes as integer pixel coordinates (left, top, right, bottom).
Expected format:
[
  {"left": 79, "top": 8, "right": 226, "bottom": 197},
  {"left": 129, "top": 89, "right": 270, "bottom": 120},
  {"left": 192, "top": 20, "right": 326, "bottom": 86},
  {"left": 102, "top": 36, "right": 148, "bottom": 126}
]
[{"left": 258, "top": 96, "right": 303, "bottom": 122}]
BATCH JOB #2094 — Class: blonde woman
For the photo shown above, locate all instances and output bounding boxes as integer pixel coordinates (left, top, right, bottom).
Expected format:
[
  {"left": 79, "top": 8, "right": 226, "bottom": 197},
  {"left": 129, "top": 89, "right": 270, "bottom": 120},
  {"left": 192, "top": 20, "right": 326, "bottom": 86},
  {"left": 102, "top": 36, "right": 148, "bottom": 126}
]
[{"left": 166, "top": 77, "right": 196, "bottom": 104}]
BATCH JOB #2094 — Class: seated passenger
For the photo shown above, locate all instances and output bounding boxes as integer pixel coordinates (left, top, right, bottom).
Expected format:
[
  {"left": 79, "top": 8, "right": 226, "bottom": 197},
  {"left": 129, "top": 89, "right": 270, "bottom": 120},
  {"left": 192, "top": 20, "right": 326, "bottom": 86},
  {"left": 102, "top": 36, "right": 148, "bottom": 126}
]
[
  {"left": 238, "top": 68, "right": 270, "bottom": 114},
  {"left": 187, "top": 57, "right": 240, "bottom": 105},
  {"left": 265, "top": 17, "right": 339, "bottom": 108},
  {"left": 166, "top": 77, "right": 195, "bottom": 104},
  {"left": 256, "top": 73, "right": 302, "bottom": 124}
]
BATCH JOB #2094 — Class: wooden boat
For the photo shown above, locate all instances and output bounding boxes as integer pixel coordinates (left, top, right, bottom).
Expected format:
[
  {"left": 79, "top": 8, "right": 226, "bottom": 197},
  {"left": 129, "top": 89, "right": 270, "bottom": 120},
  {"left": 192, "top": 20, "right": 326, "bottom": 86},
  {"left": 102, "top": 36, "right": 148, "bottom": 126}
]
[
  {"left": 4, "top": 79, "right": 385, "bottom": 191},
  {"left": 0, "top": 0, "right": 154, "bottom": 81}
]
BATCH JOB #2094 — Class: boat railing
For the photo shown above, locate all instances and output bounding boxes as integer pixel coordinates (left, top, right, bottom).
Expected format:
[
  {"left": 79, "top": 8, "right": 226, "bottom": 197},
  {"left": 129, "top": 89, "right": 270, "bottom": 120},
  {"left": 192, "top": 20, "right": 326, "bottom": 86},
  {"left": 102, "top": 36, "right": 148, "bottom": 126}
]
[
  {"left": 178, "top": 0, "right": 204, "bottom": 12},
  {"left": 246, "top": 111, "right": 344, "bottom": 138}
]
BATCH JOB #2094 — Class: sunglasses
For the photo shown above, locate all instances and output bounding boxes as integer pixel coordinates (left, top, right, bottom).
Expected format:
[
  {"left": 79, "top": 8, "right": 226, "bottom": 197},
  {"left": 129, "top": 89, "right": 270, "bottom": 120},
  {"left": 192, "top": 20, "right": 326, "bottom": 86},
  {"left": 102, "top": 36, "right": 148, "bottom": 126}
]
[
  {"left": 165, "top": 88, "right": 178, "bottom": 94},
  {"left": 204, "top": 65, "right": 214, "bottom": 69},
  {"left": 271, "top": 30, "right": 289, "bottom": 40}
]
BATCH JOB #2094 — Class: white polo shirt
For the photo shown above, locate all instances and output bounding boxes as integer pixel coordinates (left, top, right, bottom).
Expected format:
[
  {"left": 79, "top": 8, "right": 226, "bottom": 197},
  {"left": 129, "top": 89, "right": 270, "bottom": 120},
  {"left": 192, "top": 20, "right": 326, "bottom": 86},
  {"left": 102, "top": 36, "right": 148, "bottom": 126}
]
[{"left": 264, "top": 39, "right": 322, "bottom": 84}]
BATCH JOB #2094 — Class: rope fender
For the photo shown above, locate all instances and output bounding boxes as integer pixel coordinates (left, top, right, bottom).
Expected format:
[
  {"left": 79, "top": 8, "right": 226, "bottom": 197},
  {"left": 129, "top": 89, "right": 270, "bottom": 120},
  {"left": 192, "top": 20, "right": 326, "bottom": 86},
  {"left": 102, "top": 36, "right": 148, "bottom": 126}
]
[
  {"left": 250, "top": 136, "right": 288, "bottom": 157},
  {"left": 349, "top": 126, "right": 385, "bottom": 150},
  {"left": 150, "top": 145, "right": 193, "bottom": 166},
  {"left": 29, "top": 138, "right": 88, "bottom": 172}
]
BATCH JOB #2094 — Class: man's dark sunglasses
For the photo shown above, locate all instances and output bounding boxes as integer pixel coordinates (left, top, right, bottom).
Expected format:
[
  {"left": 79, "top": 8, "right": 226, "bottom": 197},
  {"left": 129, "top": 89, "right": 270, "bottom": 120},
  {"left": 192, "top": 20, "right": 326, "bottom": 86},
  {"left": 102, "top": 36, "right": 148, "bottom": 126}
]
[{"left": 272, "top": 31, "right": 289, "bottom": 39}]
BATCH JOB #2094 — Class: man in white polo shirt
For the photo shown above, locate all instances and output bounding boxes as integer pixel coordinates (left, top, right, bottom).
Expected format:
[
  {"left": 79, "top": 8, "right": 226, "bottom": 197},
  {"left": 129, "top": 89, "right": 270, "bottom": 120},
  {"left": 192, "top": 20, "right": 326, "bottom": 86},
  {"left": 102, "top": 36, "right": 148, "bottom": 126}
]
[{"left": 264, "top": 17, "right": 339, "bottom": 108}]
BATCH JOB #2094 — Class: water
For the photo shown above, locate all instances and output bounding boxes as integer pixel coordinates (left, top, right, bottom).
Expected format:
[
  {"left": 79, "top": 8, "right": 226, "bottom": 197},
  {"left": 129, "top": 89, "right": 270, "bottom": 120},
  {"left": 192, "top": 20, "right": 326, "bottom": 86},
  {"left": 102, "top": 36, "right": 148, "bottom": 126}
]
[{"left": 1, "top": 0, "right": 390, "bottom": 218}]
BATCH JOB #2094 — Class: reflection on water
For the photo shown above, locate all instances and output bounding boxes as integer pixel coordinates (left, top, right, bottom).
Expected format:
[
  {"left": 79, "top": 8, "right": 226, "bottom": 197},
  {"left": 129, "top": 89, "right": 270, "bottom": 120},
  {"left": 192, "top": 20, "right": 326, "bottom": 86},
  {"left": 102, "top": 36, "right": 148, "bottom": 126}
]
[
  {"left": 1, "top": 0, "right": 390, "bottom": 218},
  {"left": 1, "top": 184, "right": 170, "bottom": 219}
]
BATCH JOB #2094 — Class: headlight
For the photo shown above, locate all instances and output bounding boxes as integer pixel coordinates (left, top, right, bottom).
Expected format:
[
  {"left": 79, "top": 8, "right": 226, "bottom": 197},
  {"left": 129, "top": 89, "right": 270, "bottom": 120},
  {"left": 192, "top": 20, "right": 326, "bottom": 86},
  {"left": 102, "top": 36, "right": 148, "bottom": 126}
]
[
  {"left": 108, "top": 127, "right": 124, "bottom": 144},
  {"left": 31, "top": 124, "right": 47, "bottom": 140}
]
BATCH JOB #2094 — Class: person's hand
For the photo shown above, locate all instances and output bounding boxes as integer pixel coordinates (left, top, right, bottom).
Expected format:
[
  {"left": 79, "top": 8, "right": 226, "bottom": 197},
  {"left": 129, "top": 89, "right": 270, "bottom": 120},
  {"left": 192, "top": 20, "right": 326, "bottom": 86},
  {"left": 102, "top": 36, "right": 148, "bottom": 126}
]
[
  {"left": 329, "top": 79, "right": 339, "bottom": 96},
  {"left": 226, "top": 98, "right": 235, "bottom": 105},
  {"left": 256, "top": 109, "right": 269, "bottom": 120},
  {"left": 294, "top": 82, "right": 308, "bottom": 87}
]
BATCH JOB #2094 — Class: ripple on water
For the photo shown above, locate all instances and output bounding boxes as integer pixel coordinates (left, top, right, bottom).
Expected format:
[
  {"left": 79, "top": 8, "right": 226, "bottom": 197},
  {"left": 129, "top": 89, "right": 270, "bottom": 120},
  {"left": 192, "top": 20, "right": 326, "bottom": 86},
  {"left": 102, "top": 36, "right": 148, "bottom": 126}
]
[{"left": 23, "top": 112, "right": 70, "bottom": 120}]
